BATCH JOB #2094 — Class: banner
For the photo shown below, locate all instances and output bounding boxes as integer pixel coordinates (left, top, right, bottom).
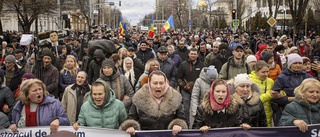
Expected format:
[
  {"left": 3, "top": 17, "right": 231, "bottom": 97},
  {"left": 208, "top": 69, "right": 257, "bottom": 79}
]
[{"left": 1, "top": 124, "right": 320, "bottom": 137}]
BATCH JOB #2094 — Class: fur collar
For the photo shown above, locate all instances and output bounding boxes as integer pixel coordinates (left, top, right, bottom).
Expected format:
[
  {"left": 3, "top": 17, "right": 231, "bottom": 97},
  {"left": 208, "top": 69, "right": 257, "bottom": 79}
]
[
  {"left": 132, "top": 84, "right": 182, "bottom": 117},
  {"left": 201, "top": 91, "right": 238, "bottom": 115},
  {"left": 232, "top": 91, "right": 260, "bottom": 106}
]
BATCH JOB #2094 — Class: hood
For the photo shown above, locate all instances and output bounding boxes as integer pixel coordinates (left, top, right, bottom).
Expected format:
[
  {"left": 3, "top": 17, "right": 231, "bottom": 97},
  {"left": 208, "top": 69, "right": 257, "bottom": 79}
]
[
  {"left": 199, "top": 67, "right": 214, "bottom": 84},
  {"left": 88, "top": 79, "right": 114, "bottom": 108},
  {"left": 99, "top": 68, "right": 120, "bottom": 81},
  {"left": 93, "top": 49, "right": 105, "bottom": 64}
]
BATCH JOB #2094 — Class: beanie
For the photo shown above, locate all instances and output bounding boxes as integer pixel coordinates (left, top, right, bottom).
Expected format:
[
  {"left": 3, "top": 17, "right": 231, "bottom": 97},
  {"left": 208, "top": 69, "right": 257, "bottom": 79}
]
[
  {"left": 5, "top": 55, "right": 16, "bottom": 63},
  {"left": 261, "top": 52, "right": 273, "bottom": 63},
  {"left": 234, "top": 73, "right": 252, "bottom": 87},
  {"left": 287, "top": 53, "right": 302, "bottom": 67},
  {"left": 289, "top": 46, "right": 298, "bottom": 53},
  {"left": 102, "top": 59, "right": 116, "bottom": 72},
  {"left": 219, "top": 43, "right": 229, "bottom": 51},
  {"left": 42, "top": 50, "right": 54, "bottom": 59},
  {"left": 246, "top": 55, "right": 257, "bottom": 63},
  {"left": 206, "top": 65, "right": 218, "bottom": 79},
  {"left": 22, "top": 73, "right": 35, "bottom": 79}
]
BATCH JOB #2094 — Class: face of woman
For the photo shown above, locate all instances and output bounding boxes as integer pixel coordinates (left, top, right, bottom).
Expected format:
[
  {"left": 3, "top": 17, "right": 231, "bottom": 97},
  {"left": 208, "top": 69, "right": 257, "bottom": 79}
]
[
  {"left": 235, "top": 84, "right": 251, "bottom": 98},
  {"left": 28, "top": 83, "right": 44, "bottom": 104},
  {"left": 65, "top": 58, "right": 75, "bottom": 69},
  {"left": 62, "top": 47, "right": 67, "bottom": 54},
  {"left": 91, "top": 85, "right": 105, "bottom": 106},
  {"left": 150, "top": 75, "right": 166, "bottom": 99},
  {"left": 256, "top": 66, "right": 270, "bottom": 81},
  {"left": 213, "top": 84, "right": 228, "bottom": 104},
  {"left": 268, "top": 57, "right": 274, "bottom": 64},
  {"left": 305, "top": 86, "right": 320, "bottom": 104},
  {"left": 302, "top": 62, "right": 311, "bottom": 72},
  {"left": 102, "top": 66, "right": 113, "bottom": 76},
  {"left": 76, "top": 72, "right": 86, "bottom": 85},
  {"left": 125, "top": 60, "right": 133, "bottom": 70},
  {"left": 150, "top": 63, "right": 159, "bottom": 69},
  {"left": 290, "top": 62, "right": 302, "bottom": 72}
]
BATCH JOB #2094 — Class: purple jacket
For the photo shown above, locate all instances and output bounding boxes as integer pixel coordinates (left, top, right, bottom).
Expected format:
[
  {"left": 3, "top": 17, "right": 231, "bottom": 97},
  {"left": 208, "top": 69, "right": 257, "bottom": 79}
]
[{"left": 11, "top": 95, "right": 69, "bottom": 126}]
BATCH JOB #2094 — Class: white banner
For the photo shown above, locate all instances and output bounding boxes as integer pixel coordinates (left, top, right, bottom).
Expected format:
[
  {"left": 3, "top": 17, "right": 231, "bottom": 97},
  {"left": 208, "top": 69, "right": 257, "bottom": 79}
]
[{"left": 0, "top": 126, "right": 130, "bottom": 137}]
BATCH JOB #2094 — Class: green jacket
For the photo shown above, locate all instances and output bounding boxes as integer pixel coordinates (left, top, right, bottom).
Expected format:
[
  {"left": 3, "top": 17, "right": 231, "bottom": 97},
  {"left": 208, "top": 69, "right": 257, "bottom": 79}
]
[
  {"left": 218, "top": 57, "right": 251, "bottom": 80},
  {"left": 77, "top": 80, "right": 127, "bottom": 129},
  {"left": 249, "top": 71, "right": 274, "bottom": 127}
]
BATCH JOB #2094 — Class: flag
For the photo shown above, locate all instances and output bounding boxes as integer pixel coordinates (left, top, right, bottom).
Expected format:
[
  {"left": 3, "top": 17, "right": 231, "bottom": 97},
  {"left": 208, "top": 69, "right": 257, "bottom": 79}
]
[
  {"left": 119, "top": 16, "right": 126, "bottom": 36},
  {"left": 161, "top": 15, "right": 174, "bottom": 33},
  {"left": 148, "top": 17, "right": 154, "bottom": 38}
]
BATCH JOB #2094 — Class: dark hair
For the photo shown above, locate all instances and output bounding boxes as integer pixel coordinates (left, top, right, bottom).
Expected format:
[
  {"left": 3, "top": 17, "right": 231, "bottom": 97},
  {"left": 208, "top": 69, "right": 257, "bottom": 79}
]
[
  {"left": 189, "top": 48, "right": 198, "bottom": 52},
  {"left": 110, "top": 54, "right": 120, "bottom": 63},
  {"left": 50, "top": 31, "right": 58, "bottom": 35}
]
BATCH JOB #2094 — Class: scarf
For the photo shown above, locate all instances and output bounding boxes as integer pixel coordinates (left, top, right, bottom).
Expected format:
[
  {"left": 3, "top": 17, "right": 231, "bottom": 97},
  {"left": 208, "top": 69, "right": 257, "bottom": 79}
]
[{"left": 209, "top": 79, "right": 230, "bottom": 111}]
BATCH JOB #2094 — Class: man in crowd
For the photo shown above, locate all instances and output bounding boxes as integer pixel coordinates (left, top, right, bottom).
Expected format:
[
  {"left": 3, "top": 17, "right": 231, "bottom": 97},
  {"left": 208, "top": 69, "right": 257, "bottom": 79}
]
[{"left": 157, "top": 46, "right": 177, "bottom": 88}]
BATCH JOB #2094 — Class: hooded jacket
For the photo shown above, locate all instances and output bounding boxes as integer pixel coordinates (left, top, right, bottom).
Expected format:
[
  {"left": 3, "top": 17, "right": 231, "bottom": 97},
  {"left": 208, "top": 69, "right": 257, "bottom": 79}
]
[
  {"left": 119, "top": 84, "right": 188, "bottom": 130},
  {"left": 249, "top": 71, "right": 274, "bottom": 127},
  {"left": 77, "top": 80, "right": 127, "bottom": 129},
  {"left": 193, "top": 91, "right": 241, "bottom": 129},
  {"left": 88, "top": 49, "right": 105, "bottom": 84},
  {"left": 98, "top": 69, "right": 134, "bottom": 111},
  {"left": 190, "top": 67, "right": 214, "bottom": 116}
]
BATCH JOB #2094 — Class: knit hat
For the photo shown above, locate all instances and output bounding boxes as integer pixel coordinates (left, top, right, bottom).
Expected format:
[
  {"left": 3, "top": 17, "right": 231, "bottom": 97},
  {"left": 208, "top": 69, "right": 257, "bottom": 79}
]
[
  {"left": 246, "top": 55, "right": 257, "bottom": 63},
  {"left": 5, "top": 55, "right": 16, "bottom": 63},
  {"left": 289, "top": 46, "right": 298, "bottom": 53},
  {"left": 206, "top": 65, "right": 218, "bottom": 79},
  {"left": 287, "top": 53, "right": 302, "bottom": 67},
  {"left": 22, "top": 73, "right": 35, "bottom": 79},
  {"left": 234, "top": 73, "right": 252, "bottom": 87},
  {"left": 261, "top": 52, "right": 273, "bottom": 63},
  {"left": 102, "top": 59, "right": 116, "bottom": 72},
  {"left": 42, "top": 49, "right": 54, "bottom": 59},
  {"left": 219, "top": 43, "right": 229, "bottom": 51}
]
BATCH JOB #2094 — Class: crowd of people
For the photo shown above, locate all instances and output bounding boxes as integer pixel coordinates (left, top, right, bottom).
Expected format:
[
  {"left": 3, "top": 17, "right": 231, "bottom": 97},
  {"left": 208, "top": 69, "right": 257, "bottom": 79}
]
[{"left": 0, "top": 28, "right": 320, "bottom": 135}]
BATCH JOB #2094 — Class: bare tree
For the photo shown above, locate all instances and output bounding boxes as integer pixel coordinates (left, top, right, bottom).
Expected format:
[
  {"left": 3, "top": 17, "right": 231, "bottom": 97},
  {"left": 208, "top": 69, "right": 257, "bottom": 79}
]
[
  {"left": 5, "top": 0, "right": 57, "bottom": 33},
  {"left": 236, "top": 0, "right": 248, "bottom": 29},
  {"left": 75, "top": 0, "right": 90, "bottom": 31},
  {"left": 0, "top": 0, "right": 4, "bottom": 34},
  {"left": 288, "top": 0, "right": 310, "bottom": 36},
  {"left": 312, "top": 0, "right": 320, "bottom": 22}
]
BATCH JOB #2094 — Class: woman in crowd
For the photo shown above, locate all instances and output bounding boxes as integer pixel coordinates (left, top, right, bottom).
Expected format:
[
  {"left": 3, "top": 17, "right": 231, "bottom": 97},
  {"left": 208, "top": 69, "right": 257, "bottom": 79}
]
[
  {"left": 191, "top": 65, "right": 218, "bottom": 117},
  {"left": 62, "top": 71, "right": 91, "bottom": 125},
  {"left": 246, "top": 55, "right": 257, "bottom": 71},
  {"left": 301, "top": 57, "right": 320, "bottom": 79},
  {"left": 261, "top": 52, "right": 282, "bottom": 82},
  {"left": 271, "top": 53, "right": 313, "bottom": 125},
  {"left": 230, "top": 73, "right": 267, "bottom": 127},
  {"left": 98, "top": 59, "right": 134, "bottom": 111},
  {"left": 13, "top": 73, "right": 36, "bottom": 99},
  {"left": 73, "top": 79, "right": 127, "bottom": 130},
  {"left": 249, "top": 60, "right": 274, "bottom": 127},
  {"left": 135, "top": 59, "right": 160, "bottom": 91},
  {"left": 9, "top": 79, "right": 69, "bottom": 133},
  {"left": 122, "top": 57, "right": 142, "bottom": 91},
  {"left": 278, "top": 78, "right": 320, "bottom": 132},
  {"left": 59, "top": 55, "right": 79, "bottom": 92},
  {"left": 192, "top": 79, "right": 250, "bottom": 132},
  {"left": 59, "top": 44, "right": 72, "bottom": 69},
  {"left": 167, "top": 45, "right": 182, "bottom": 68},
  {"left": 23, "top": 53, "right": 35, "bottom": 73},
  {"left": 120, "top": 71, "right": 187, "bottom": 136}
]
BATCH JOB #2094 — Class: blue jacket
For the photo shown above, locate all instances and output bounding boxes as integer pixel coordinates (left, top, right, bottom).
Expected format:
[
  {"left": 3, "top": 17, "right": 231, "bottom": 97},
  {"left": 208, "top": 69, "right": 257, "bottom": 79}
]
[
  {"left": 272, "top": 68, "right": 313, "bottom": 105},
  {"left": 11, "top": 96, "right": 70, "bottom": 126},
  {"left": 59, "top": 70, "right": 77, "bottom": 91},
  {"left": 168, "top": 53, "right": 182, "bottom": 68},
  {"left": 157, "top": 58, "right": 178, "bottom": 87}
]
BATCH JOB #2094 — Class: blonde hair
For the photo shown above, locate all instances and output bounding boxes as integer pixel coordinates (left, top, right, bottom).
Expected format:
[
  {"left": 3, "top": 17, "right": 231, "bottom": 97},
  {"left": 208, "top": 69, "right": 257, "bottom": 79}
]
[
  {"left": 60, "top": 55, "right": 78, "bottom": 75},
  {"left": 144, "top": 59, "right": 160, "bottom": 72},
  {"left": 294, "top": 78, "right": 320, "bottom": 104},
  {"left": 19, "top": 79, "right": 49, "bottom": 105}
]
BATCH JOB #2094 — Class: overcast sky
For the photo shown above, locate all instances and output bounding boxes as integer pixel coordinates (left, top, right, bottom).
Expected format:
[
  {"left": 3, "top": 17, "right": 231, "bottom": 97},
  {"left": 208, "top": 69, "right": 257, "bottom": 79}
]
[{"left": 116, "top": 0, "right": 206, "bottom": 26}]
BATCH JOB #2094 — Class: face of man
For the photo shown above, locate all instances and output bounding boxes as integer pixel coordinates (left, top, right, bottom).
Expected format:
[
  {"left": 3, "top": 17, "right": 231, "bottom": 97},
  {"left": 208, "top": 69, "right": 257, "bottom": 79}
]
[
  {"left": 232, "top": 47, "right": 244, "bottom": 59},
  {"left": 5, "top": 61, "right": 15, "bottom": 71},
  {"left": 188, "top": 50, "right": 198, "bottom": 61},
  {"left": 140, "top": 43, "right": 147, "bottom": 51},
  {"left": 42, "top": 56, "right": 52, "bottom": 67},
  {"left": 50, "top": 32, "right": 58, "bottom": 43},
  {"left": 266, "top": 45, "right": 274, "bottom": 53},
  {"left": 6, "top": 47, "right": 13, "bottom": 53},
  {"left": 157, "top": 52, "right": 167, "bottom": 61},
  {"left": 179, "top": 42, "right": 185, "bottom": 49},
  {"left": 14, "top": 53, "right": 23, "bottom": 60},
  {"left": 212, "top": 44, "right": 219, "bottom": 53},
  {"left": 199, "top": 44, "right": 207, "bottom": 53}
]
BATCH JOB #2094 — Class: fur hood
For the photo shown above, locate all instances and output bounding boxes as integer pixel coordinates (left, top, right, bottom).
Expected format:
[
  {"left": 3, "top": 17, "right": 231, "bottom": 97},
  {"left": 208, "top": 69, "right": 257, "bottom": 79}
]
[
  {"left": 232, "top": 91, "right": 260, "bottom": 106},
  {"left": 132, "top": 84, "right": 182, "bottom": 118},
  {"left": 201, "top": 91, "right": 238, "bottom": 115}
]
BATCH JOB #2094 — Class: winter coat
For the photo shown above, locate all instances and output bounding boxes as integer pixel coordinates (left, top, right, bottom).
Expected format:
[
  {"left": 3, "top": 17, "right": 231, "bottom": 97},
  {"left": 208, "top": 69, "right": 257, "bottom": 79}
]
[
  {"left": 175, "top": 47, "right": 189, "bottom": 62},
  {"left": 98, "top": 70, "right": 134, "bottom": 111},
  {"left": 158, "top": 57, "right": 178, "bottom": 87},
  {"left": 135, "top": 48, "right": 155, "bottom": 65},
  {"left": 88, "top": 49, "right": 105, "bottom": 84},
  {"left": 268, "top": 64, "right": 282, "bottom": 82},
  {"left": 2, "top": 65, "right": 25, "bottom": 92},
  {"left": 11, "top": 96, "right": 70, "bottom": 126},
  {"left": 249, "top": 71, "right": 274, "bottom": 127},
  {"left": 190, "top": 67, "right": 213, "bottom": 116},
  {"left": 198, "top": 50, "right": 209, "bottom": 63},
  {"left": 204, "top": 52, "right": 217, "bottom": 67},
  {"left": 59, "top": 70, "right": 77, "bottom": 91},
  {"left": 168, "top": 53, "right": 182, "bottom": 68},
  {"left": 61, "top": 84, "right": 91, "bottom": 125},
  {"left": 77, "top": 83, "right": 127, "bottom": 129},
  {"left": 278, "top": 95, "right": 320, "bottom": 126},
  {"left": 23, "top": 58, "right": 34, "bottom": 73},
  {"left": 272, "top": 68, "right": 313, "bottom": 105},
  {"left": 40, "top": 64, "right": 59, "bottom": 98},
  {"left": 219, "top": 57, "right": 251, "bottom": 80},
  {"left": 119, "top": 84, "right": 188, "bottom": 130},
  {"left": 0, "top": 112, "right": 10, "bottom": 128},
  {"left": 209, "top": 54, "right": 229, "bottom": 73},
  {"left": 230, "top": 82, "right": 268, "bottom": 127},
  {"left": 0, "top": 86, "right": 14, "bottom": 113},
  {"left": 192, "top": 91, "right": 241, "bottom": 129}
]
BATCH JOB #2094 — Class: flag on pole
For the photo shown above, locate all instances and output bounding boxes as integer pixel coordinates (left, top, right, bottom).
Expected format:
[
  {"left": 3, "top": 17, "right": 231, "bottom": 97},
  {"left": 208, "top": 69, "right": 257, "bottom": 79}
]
[
  {"left": 161, "top": 15, "right": 174, "bottom": 33},
  {"left": 119, "top": 16, "right": 126, "bottom": 36},
  {"left": 148, "top": 17, "right": 155, "bottom": 38}
]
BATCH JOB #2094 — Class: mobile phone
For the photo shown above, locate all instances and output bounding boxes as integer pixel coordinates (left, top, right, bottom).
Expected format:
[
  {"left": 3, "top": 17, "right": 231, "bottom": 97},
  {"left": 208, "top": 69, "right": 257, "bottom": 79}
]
[{"left": 313, "top": 56, "right": 319, "bottom": 63}]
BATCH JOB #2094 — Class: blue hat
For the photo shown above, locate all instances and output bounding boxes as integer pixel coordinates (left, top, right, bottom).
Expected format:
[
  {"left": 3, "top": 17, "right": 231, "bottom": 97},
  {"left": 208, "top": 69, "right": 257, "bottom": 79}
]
[{"left": 206, "top": 65, "right": 218, "bottom": 79}]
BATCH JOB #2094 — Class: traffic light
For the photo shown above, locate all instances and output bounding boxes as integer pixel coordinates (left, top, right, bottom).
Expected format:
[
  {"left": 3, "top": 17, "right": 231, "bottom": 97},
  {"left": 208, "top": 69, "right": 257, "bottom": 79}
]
[
  {"left": 65, "top": 18, "right": 71, "bottom": 29},
  {"left": 232, "top": 9, "right": 236, "bottom": 19}
]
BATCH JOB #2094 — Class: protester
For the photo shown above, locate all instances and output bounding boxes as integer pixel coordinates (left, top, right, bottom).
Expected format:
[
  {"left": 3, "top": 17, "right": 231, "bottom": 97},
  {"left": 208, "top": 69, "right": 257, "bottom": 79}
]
[
  {"left": 3, "top": 55, "right": 25, "bottom": 92},
  {"left": 10, "top": 79, "right": 69, "bottom": 133},
  {"left": 0, "top": 69, "right": 14, "bottom": 115},
  {"left": 73, "top": 79, "right": 127, "bottom": 130},
  {"left": 246, "top": 55, "right": 257, "bottom": 71},
  {"left": 122, "top": 57, "right": 141, "bottom": 91},
  {"left": 135, "top": 59, "right": 160, "bottom": 91},
  {"left": 88, "top": 49, "right": 105, "bottom": 84},
  {"left": 59, "top": 55, "right": 79, "bottom": 92},
  {"left": 278, "top": 78, "right": 320, "bottom": 132},
  {"left": 120, "top": 71, "right": 187, "bottom": 136},
  {"left": 13, "top": 73, "right": 36, "bottom": 99},
  {"left": 62, "top": 71, "right": 91, "bottom": 125},
  {"left": 261, "top": 52, "right": 282, "bottom": 81}
]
